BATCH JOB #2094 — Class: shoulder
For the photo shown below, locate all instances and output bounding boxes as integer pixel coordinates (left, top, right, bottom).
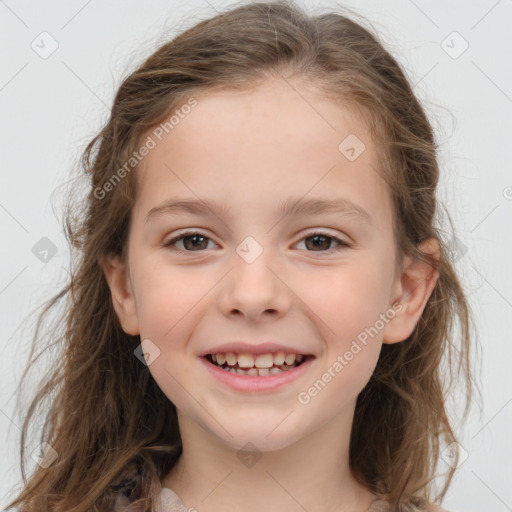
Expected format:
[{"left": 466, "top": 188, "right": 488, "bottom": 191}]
[
  {"left": 423, "top": 503, "right": 452, "bottom": 512},
  {"left": 366, "top": 499, "right": 452, "bottom": 512},
  {"left": 158, "top": 487, "right": 188, "bottom": 512}
]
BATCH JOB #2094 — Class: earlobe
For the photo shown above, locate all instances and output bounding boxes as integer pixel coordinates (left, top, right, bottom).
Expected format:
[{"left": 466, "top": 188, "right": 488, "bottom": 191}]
[
  {"left": 100, "top": 254, "right": 140, "bottom": 336},
  {"left": 383, "top": 238, "right": 440, "bottom": 345}
]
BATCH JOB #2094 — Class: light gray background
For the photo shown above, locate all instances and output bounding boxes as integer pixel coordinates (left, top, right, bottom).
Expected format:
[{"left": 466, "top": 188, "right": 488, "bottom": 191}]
[{"left": 1, "top": 1, "right": 511, "bottom": 511}]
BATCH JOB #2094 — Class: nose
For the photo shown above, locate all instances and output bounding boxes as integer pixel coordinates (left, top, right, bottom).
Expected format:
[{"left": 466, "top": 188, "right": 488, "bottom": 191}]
[{"left": 216, "top": 244, "right": 292, "bottom": 323}]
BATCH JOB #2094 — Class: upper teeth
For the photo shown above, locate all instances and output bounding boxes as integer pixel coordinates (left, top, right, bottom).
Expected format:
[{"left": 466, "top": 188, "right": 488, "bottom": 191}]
[{"left": 211, "top": 352, "right": 303, "bottom": 368}]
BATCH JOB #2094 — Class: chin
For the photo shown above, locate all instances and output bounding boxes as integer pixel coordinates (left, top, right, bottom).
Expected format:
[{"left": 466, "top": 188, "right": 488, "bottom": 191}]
[{"left": 205, "top": 417, "right": 307, "bottom": 453}]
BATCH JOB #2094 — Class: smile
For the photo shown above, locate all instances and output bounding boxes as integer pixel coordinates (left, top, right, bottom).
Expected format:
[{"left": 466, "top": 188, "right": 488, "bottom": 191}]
[
  {"left": 201, "top": 352, "right": 315, "bottom": 392},
  {"left": 206, "top": 351, "right": 307, "bottom": 376}
]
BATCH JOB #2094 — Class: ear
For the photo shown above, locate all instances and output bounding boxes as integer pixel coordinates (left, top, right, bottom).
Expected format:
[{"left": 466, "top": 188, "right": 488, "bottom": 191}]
[
  {"left": 383, "top": 238, "right": 440, "bottom": 344},
  {"left": 100, "top": 254, "right": 140, "bottom": 336}
]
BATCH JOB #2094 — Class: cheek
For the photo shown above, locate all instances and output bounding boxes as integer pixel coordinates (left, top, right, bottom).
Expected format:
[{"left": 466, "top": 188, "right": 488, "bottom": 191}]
[
  {"left": 146, "top": 358, "right": 200, "bottom": 422},
  {"left": 295, "top": 252, "right": 394, "bottom": 345},
  {"left": 292, "top": 254, "right": 392, "bottom": 405},
  {"left": 132, "top": 257, "right": 212, "bottom": 337},
  {"left": 133, "top": 265, "right": 202, "bottom": 406}
]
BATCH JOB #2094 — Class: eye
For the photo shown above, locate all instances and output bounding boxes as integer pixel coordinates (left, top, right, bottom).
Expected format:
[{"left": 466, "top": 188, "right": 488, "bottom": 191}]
[
  {"left": 162, "top": 230, "right": 351, "bottom": 255},
  {"left": 162, "top": 231, "right": 216, "bottom": 253},
  {"left": 295, "top": 231, "right": 351, "bottom": 253}
]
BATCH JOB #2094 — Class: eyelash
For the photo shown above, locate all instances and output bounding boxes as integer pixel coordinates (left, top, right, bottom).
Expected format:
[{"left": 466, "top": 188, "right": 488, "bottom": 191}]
[{"left": 162, "top": 230, "right": 351, "bottom": 255}]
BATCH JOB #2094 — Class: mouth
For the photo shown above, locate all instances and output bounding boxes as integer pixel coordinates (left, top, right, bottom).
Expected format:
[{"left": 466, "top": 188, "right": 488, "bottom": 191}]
[{"left": 203, "top": 351, "right": 313, "bottom": 377}]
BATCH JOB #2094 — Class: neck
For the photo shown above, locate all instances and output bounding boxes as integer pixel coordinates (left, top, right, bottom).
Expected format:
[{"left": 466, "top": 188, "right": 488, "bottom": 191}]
[{"left": 162, "top": 400, "right": 378, "bottom": 512}]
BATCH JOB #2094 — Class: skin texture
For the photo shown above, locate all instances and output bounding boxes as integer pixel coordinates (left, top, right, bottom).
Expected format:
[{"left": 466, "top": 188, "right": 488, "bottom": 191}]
[{"left": 103, "top": 76, "right": 440, "bottom": 512}]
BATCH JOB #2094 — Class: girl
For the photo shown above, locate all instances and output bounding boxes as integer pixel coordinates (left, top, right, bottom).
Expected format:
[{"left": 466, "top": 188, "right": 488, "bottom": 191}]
[{"left": 7, "top": 1, "right": 475, "bottom": 511}]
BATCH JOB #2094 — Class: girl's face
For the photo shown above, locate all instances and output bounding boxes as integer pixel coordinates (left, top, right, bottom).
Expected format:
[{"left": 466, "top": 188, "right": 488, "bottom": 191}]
[{"left": 105, "top": 77, "right": 430, "bottom": 451}]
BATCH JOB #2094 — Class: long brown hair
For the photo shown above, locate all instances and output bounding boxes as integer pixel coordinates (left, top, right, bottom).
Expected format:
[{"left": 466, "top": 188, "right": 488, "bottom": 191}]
[{"left": 7, "top": 2, "right": 477, "bottom": 511}]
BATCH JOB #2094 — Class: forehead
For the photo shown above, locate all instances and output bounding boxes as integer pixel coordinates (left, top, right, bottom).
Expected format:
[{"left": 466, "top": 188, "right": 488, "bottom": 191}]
[{"left": 134, "top": 77, "right": 392, "bottom": 227}]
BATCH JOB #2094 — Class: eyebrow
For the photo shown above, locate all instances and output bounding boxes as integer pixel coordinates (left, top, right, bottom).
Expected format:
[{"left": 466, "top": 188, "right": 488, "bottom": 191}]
[{"left": 144, "top": 196, "right": 372, "bottom": 224}]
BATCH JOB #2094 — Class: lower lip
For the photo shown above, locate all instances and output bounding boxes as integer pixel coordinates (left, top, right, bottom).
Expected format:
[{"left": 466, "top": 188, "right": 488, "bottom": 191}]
[{"left": 200, "top": 356, "right": 314, "bottom": 393}]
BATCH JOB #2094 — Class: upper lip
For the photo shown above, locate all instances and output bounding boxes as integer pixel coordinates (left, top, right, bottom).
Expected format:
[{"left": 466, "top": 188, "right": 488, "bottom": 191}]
[{"left": 199, "top": 342, "right": 313, "bottom": 357}]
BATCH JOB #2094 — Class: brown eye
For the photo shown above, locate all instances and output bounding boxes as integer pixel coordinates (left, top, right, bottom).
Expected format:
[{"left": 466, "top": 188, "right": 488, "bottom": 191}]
[
  {"left": 181, "top": 234, "right": 209, "bottom": 251},
  {"left": 163, "top": 232, "right": 214, "bottom": 252},
  {"left": 304, "top": 234, "right": 332, "bottom": 251},
  {"left": 296, "top": 232, "right": 350, "bottom": 253}
]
